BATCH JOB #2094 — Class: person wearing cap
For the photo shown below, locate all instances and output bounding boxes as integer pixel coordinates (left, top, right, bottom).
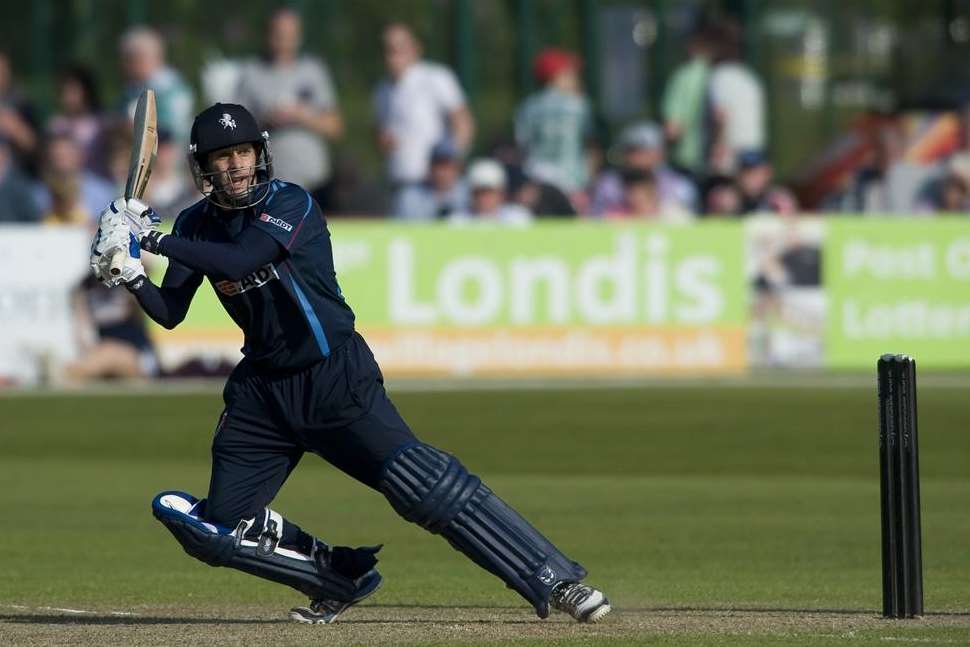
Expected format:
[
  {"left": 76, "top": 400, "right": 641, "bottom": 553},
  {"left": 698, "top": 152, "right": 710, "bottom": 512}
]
[
  {"left": 515, "top": 48, "right": 592, "bottom": 202},
  {"left": 735, "top": 150, "right": 797, "bottom": 215},
  {"left": 395, "top": 139, "right": 469, "bottom": 220},
  {"left": 87, "top": 102, "right": 611, "bottom": 626},
  {"left": 453, "top": 158, "right": 532, "bottom": 225},
  {"left": 590, "top": 121, "right": 697, "bottom": 217}
]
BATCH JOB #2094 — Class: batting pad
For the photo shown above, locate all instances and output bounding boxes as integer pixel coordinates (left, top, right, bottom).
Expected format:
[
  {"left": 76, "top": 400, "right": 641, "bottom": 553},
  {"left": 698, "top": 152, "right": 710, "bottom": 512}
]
[
  {"left": 151, "top": 491, "right": 373, "bottom": 602},
  {"left": 379, "top": 444, "right": 587, "bottom": 618}
]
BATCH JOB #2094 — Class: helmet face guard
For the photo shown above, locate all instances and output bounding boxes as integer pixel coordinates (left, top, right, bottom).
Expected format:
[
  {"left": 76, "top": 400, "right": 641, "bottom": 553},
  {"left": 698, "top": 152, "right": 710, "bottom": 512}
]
[{"left": 188, "top": 131, "right": 274, "bottom": 210}]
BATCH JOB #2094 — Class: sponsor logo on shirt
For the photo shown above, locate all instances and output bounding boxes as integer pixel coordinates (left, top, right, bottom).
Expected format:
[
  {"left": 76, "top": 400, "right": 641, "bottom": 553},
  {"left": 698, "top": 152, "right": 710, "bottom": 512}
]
[
  {"left": 215, "top": 264, "right": 279, "bottom": 296},
  {"left": 259, "top": 213, "right": 293, "bottom": 232}
]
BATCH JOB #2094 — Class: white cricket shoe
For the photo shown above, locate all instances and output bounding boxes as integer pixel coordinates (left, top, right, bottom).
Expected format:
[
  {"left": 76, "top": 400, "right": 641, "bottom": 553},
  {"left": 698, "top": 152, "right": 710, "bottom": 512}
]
[{"left": 549, "top": 581, "right": 612, "bottom": 623}]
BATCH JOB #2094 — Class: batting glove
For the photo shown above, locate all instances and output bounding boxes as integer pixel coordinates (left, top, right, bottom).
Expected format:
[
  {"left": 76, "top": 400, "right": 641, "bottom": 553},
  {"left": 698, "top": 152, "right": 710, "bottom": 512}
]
[
  {"left": 123, "top": 197, "right": 166, "bottom": 254},
  {"left": 91, "top": 199, "right": 131, "bottom": 283},
  {"left": 109, "top": 243, "right": 148, "bottom": 288}
]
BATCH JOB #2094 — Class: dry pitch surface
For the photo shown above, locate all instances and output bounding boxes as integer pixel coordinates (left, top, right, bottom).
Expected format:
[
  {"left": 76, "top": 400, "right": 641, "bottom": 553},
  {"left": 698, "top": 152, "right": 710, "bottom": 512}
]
[{"left": 3, "top": 604, "right": 970, "bottom": 646}]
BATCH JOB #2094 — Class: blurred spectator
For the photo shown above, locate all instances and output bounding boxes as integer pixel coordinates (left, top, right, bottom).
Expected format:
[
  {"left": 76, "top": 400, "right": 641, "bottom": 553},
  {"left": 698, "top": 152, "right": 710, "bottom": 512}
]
[
  {"left": 515, "top": 48, "right": 592, "bottom": 199},
  {"left": 101, "top": 119, "right": 134, "bottom": 193},
  {"left": 237, "top": 8, "right": 343, "bottom": 209},
  {"left": 822, "top": 126, "right": 901, "bottom": 213},
  {"left": 0, "top": 50, "right": 39, "bottom": 175},
  {"left": 927, "top": 173, "right": 970, "bottom": 213},
  {"left": 708, "top": 21, "right": 765, "bottom": 174},
  {"left": 63, "top": 276, "right": 160, "bottom": 382},
  {"left": 736, "top": 150, "right": 798, "bottom": 215},
  {"left": 604, "top": 168, "right": 691, "bottom": 223},
  {"left": 374, "top": 23, "right": 474, "bottom": 214},
  {"left": 452, "top": 159, "right": 531, "bottom": 225},
  {"left": 915, "top": 152, "right": 970, "bottom": 213},
  {"left": 396, "top": 139, "right": 469, "bottom": 220},
  {"left": 41, "top": 176, "right": 88, "bottom": 225},
  {"left": 47, "top": 65, "right": 105, "bottom": 174},
  {"left": 590, "top": 122, "right": 696, "bottom": 215},
  {"left": 510, "top": 169, "right": 576, "bottom": 218},
  {"left": 146, "top": 129, "right": 196, "bottom": 221},
  {"left": 662, "top": 25, "right": 714, "bottom": 179},
  {"left": 34, "top": 131, "right": 114, "bottom": 223},
  {"left": 0, "top": 136, "right": 40, "bottom": 223},
  {"left": 118, "top": 26, "right": 194, "bottom": 146},
  {"left": 701, "top": 175, "right": 742, "bottom": 216}
]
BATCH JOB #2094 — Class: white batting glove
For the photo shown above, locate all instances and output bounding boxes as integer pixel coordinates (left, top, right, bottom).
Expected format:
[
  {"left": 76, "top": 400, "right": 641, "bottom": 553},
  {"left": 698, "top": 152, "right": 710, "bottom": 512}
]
[
  {"left": 91, "top": 199, "right": 129, "bottom": 282},
  {"left": 91, "top": 199, "right": 147, "bottom": 287},
  {"left": 123, "top": 197, "right": 166, "bottom": 253}
]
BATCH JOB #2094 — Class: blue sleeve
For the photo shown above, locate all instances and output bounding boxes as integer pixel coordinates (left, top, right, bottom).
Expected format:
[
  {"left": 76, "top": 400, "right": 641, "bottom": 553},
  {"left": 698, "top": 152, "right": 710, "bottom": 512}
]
[
  {"left": 125, "top": 259, "right": 203, "bottom": 329},
  {"left": 250, "top": 182, "right": 323, "bottom": 252},
  {"left": 158, "top": 227, "right": 281, "bottom": 281}
]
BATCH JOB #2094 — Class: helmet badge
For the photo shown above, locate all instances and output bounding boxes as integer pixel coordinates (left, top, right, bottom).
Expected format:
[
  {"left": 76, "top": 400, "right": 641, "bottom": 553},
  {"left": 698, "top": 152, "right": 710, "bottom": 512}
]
[{"left": 218, "top": 113, "right": 237, "bottom": 130}]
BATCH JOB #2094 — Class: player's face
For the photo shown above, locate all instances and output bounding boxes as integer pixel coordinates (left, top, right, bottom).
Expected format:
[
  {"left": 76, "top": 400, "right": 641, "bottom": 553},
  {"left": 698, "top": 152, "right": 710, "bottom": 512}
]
[{"left": 207, "top": 143, "right": 257, "bottom": 197}]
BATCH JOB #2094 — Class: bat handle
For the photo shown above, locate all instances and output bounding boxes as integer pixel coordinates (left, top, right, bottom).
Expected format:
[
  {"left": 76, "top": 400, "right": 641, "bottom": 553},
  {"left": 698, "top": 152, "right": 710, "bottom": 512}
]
[{"left": 108, "top": 247, "right": 125, "bottom": 276}]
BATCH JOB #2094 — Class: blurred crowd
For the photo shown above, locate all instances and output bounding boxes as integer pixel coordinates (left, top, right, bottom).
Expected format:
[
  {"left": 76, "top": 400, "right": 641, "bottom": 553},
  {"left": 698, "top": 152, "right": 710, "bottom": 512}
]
[{"left": 3, "top": 10, "right": 969, "bottom": 231}]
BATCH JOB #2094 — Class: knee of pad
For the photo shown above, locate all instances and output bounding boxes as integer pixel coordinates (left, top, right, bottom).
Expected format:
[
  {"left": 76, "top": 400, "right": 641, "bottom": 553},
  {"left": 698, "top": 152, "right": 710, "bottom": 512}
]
[
  {"left": 378, "top": 444, "right": 485, "bottom": 533},
  {"left": 152, "top": 491, "right": 237, "bottom": 566}
]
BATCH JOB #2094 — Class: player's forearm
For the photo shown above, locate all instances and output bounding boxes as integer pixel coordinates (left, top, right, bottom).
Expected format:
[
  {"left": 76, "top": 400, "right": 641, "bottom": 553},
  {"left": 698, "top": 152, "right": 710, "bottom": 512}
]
[
  {"left": 124, "top": 277, "right": 194, "bottom": 330},
  {"left": 150, "top": 228, "right": 280, "bottom": 281}
]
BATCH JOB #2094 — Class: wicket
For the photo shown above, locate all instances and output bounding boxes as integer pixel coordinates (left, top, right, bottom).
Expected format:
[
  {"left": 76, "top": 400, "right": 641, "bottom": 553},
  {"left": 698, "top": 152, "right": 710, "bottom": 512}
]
[{"left": 877, "top": 354, "right": 924, "bottom": 619}]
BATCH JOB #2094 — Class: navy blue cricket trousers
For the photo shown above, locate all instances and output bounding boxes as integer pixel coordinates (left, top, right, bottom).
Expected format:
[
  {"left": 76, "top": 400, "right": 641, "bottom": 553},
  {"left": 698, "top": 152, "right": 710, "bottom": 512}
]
[{"left": 204, "top": 332, "right": 417, "bottom": 528}]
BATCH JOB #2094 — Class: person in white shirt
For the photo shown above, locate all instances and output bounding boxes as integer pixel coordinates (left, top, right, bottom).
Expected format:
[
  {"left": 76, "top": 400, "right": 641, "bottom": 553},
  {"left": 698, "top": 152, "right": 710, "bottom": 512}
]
[
  {"left": 373, "top": 23, "right": 475, "bottom": 215},
  {"left": 707, "top": 21, "right": 765, "bottom": 175},
  {"left": 452, "top": 159, "right": 531, "bottom": 225}
]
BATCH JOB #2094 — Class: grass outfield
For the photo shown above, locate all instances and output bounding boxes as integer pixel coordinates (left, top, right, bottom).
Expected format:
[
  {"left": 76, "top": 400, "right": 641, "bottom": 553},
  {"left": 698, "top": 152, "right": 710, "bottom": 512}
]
[{"left": 1, "top": 382, "right": 968, "bottom": 646}]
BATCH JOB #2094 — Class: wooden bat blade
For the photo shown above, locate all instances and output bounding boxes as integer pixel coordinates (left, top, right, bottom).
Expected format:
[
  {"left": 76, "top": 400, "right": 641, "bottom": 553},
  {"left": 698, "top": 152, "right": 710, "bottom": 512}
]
[
  {"left": 124, "top": 89, "right": 158, "bottom": 200},
  {"left": 112, "top": 89, "right": 158, "bottom": 276}
]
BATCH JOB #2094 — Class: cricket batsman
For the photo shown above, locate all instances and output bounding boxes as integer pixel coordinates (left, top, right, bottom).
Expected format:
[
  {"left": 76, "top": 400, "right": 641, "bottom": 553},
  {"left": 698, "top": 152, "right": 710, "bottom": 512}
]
[{"left": 90, "top": 103, "right": 611, "bottom": 624}]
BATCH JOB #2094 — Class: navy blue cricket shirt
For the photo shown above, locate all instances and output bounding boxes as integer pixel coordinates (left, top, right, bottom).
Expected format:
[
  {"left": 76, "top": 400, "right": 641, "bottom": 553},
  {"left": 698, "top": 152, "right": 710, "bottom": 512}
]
[{"left": 167, "top": 179, "right": 354, "bottom": 371}]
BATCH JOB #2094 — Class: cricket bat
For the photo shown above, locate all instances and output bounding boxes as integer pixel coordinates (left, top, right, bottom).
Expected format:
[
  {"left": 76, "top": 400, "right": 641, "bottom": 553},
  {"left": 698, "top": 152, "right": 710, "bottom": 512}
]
[{"left": 108, "top": 89, "right": 158, "bottom": 276}]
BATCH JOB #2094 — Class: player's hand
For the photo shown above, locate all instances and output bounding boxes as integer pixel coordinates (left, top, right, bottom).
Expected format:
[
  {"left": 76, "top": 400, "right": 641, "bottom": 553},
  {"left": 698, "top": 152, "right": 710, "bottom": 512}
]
[
  {"left": 91, "top": 199, "right": 131, "bottom": 283},
  {"left": 107, "top": 234, "right": 148, "bottom": 288},
  {"left": 123, "top": 197, "right": 166, "bottom": 254}
]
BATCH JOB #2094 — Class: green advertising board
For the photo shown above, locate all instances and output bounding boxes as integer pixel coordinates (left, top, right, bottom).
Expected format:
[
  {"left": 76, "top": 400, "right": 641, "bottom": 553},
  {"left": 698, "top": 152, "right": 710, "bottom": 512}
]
[{"left": 826, "top": 219, "right": 970, "bottom": 368}]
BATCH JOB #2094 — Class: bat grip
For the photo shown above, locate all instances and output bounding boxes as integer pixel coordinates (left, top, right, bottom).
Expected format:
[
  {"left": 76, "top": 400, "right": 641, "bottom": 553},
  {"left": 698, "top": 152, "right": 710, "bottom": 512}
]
[{"left": 108, "top": 247, "right": 125, "bottom": 276}]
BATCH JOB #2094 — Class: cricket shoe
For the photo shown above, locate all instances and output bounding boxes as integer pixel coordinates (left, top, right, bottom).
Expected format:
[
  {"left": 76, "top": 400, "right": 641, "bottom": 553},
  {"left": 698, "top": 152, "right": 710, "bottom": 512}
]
[
  {"left": 289, "top": 569, "right": 383, "bottom": 624},
  {"left": 549, "top": 581, "right": 612, "bottom": 623}
]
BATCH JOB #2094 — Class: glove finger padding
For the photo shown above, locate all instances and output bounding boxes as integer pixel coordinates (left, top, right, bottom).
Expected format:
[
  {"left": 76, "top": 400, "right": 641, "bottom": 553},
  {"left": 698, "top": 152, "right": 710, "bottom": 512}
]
[{"left": 330, "top": 545, "right": 382, "bottom": 580}]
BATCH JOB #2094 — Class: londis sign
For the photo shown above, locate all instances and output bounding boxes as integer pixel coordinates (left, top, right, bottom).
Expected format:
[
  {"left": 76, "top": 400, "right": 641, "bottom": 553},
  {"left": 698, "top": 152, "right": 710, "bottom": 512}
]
[{"left": 331, "top": 223, "right": 746, "bottom": 375}]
